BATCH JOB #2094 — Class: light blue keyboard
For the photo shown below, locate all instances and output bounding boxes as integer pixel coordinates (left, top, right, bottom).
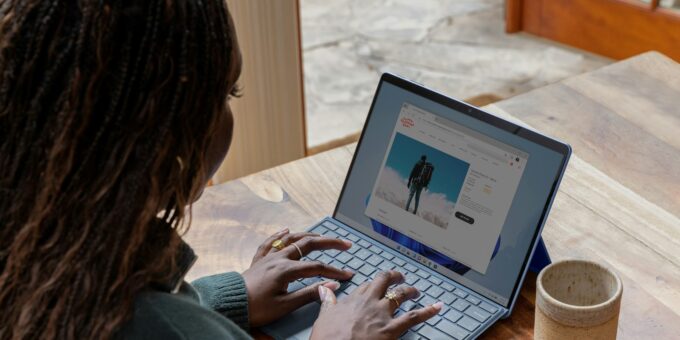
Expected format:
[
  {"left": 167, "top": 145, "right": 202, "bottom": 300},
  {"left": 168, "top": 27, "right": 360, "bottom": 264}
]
[{"left": 287, "top": 219, "right": 503, "bottom": 340}]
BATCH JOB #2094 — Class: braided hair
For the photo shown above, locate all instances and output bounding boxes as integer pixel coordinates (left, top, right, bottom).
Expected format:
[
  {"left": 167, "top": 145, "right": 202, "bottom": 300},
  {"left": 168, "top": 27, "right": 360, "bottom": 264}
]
[{"left": 0, "top": 0, "right": 239, "bottom": 338}]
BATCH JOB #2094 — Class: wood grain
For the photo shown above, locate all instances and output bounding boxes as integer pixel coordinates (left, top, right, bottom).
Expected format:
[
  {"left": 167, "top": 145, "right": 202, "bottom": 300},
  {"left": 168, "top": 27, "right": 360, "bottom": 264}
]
[
  {"left": 185, "top": 53, "right": 680, "bottom": 338},
  {"left": 511, "top": 0, "right": 680, "bottom": 62},
  {"left": 213, "top": 0, "right": 307, "bottom": 183}
]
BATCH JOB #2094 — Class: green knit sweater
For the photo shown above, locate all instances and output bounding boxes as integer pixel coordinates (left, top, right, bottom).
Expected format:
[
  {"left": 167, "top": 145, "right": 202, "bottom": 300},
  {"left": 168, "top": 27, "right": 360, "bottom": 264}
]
[{"left": 116, "top": 272, "right": 253, "bottom": 339}]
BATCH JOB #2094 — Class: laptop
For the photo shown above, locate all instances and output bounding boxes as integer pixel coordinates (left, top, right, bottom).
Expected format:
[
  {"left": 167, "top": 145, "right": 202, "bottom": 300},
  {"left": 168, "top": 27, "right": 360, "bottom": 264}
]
[{"left": 263, "top": 73, "right": 571, "bottom": 339}]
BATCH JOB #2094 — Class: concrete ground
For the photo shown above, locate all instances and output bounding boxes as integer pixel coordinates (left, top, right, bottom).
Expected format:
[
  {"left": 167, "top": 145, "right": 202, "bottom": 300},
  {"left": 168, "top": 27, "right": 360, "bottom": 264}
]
[{"left": 300, "top": 0, "right": 611, "bottom": 148}]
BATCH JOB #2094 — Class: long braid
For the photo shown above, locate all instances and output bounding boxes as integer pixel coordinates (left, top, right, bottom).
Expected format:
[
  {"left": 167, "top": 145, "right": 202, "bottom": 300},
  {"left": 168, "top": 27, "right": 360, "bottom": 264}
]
[{"left": 0, "top": 0, "right": 237, "bottom": 339}]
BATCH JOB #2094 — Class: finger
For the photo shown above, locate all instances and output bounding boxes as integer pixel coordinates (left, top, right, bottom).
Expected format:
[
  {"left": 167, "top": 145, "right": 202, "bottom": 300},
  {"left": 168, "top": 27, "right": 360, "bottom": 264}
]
[
  {"left": 271, "top": 232, "right": 319, "bottom": 253},
  {"left": 389, "top": 302, "right": 444, "bottom": 335},
  {"left": 318, "top": 284, "right": 338, "bottom": 313},
  {"left": 284, "top": 280, "right": 339, "bottom": 312},
  {"left": 383, "top": 284, "right": 420, "bottom": 311},
  {"left": 284, "top": 260, "right": 353, "bottom": 281},
  {"left": 283, "top": 236, "right": 351, "bottom": 259},
  {"left": 252, "top": 228, "right": 289, "bottom": 264},
  {"left": 368, "top": 270, "right": 404, "bottom": 297}
]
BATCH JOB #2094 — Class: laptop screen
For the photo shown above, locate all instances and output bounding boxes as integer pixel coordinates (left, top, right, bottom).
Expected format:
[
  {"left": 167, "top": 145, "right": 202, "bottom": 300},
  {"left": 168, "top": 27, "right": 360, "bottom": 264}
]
[{"left": 334, "top": 76, "right": 568, "bottom": 307}]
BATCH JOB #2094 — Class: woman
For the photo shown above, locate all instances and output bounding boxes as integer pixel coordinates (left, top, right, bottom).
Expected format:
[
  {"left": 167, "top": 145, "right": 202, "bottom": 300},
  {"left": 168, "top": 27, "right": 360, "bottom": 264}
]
[{"left": 0, "top": 1, "right": 441, "bottom": 339}]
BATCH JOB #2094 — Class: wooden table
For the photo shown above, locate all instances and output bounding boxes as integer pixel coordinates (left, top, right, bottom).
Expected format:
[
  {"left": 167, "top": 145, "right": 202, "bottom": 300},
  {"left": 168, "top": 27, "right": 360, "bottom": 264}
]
[{"left": 185, "top": 52, "right": 680, "bottom": 339}]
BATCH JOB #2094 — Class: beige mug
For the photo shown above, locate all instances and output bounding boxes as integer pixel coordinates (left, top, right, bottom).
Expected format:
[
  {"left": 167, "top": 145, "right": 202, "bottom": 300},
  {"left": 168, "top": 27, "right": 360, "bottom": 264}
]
[{"left": 535, "top": 260, "right": 623, "bottom": 340}]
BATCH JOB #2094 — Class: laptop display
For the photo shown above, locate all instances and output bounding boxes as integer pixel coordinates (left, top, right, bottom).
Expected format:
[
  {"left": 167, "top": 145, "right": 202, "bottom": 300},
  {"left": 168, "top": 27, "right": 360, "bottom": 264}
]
[{"left": 334, "top": 75, "right": 569, "bottom": 307}]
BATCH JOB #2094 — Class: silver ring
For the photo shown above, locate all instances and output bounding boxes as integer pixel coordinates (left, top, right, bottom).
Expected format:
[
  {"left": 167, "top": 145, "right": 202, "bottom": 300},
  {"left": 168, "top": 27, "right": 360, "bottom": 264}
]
[{"left": 292, "top": 243, "right": 304, "bottom": 259}]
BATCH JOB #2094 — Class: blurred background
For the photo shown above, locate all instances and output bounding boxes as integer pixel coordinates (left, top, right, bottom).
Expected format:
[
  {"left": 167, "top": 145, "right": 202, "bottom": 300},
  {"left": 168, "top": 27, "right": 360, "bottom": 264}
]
[{"left": 212, "top": 0, "right": 680, "bottom": 184}]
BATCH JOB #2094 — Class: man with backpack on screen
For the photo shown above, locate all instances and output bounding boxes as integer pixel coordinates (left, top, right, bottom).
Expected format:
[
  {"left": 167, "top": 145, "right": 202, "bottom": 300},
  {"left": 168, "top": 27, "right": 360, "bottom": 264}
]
[{"left": 405, "top": 155, "right": 434, "bottom": 214}]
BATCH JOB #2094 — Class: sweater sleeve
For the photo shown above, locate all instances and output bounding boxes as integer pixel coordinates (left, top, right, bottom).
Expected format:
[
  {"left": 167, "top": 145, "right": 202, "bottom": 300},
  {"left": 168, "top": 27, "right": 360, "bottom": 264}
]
[{"left": 191, "top": 272, "right": 250, "bottom": 331}]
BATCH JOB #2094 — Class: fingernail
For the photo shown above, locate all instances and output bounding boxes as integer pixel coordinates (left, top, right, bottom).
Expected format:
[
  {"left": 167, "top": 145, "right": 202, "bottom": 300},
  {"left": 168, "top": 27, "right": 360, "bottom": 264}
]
[
  {"left": 280, "top": 228, "right": 289, "bottom": 233},
  {"left": 432, "top": 302, "right": 444, "bottom": 311},
  {"left": 318, "top": 285, "right": 327, "bottom": 301},
  {"left": 344, "top": 240, "right": 352, "bottom": 247},
  {"left": 323, "top": 281, "right": 340, "bottom": 291}
]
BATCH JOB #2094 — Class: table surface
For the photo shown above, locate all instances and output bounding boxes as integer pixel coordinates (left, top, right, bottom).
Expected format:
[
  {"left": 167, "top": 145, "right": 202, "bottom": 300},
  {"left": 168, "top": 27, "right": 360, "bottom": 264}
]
[{"left": 185, "top": 52, "right": 680, "bottom": 339}]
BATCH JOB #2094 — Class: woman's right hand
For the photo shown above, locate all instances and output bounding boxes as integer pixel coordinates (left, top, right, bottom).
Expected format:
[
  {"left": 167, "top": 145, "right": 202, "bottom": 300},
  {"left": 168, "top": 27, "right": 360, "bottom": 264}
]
[{"left": 310, "top": 270, "right": 443, "bottom": 340}]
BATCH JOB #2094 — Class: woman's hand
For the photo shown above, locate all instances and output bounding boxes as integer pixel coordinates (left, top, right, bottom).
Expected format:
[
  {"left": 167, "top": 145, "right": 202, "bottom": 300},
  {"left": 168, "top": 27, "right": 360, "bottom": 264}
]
[
  {"left": 242, "top": 229, "right": 354, "bottom": 327},
  {"left": 310, "top": 270, "right": 443, "bottom": 340}
]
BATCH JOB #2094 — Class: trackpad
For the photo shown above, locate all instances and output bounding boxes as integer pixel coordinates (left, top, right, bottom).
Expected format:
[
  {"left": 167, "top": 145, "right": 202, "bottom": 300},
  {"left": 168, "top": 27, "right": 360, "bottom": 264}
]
[{"left": 260, "top": 302, "right": 320, "bottom": 340}]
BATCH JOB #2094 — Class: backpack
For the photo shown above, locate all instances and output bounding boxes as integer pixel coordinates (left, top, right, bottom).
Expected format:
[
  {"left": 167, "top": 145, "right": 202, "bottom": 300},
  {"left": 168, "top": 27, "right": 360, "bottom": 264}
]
[{"left": 413, "top": 162, "right": 434, "bottom": 187}]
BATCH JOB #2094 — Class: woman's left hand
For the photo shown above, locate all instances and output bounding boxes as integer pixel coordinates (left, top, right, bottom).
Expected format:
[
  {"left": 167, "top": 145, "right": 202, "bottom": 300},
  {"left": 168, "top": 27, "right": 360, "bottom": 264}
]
[{"left": 242, "top": 229, "right": 354, "bottom": 327}]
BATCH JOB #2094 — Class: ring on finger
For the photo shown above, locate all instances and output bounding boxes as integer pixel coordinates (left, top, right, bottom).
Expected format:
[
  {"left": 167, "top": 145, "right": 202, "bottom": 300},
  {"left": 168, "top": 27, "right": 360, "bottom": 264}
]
[
  {"left": 272, "top": 239, "right": 286, "bottom": 251},
  {"left": 385, "top": 290, "right": 400, "bottom": 309},
  {"left": 291, "top": 242, "right": 303, "bottom": 259}
]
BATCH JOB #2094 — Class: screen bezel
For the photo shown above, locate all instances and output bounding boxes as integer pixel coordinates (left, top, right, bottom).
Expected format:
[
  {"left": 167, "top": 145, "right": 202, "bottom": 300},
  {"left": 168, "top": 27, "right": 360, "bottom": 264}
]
[{"left": 332, "top": 73, "right": 571, "bottom": 309}]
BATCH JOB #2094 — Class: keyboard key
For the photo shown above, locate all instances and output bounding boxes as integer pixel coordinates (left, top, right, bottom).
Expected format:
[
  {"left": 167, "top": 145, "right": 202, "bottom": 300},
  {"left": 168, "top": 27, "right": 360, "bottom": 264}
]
[
  {"left": 322, "top": 222, "right": 337, "bottom": 230},
  {"left": 458, "top": 316, "right": 480, "bottom": 332},
  {"left": 326, "top": 249, "right": 340, "bottom": 257},
  {"left": 346, "top": 233, "right": 359, "bottom": 242},
  {"left": 418, "top": 325, "right": 448, "bottom": 340},
  {"left": 346, "top": 258, "right": 364, "bottom": 270},
  {"left": 301, "top": 276, "right": 323, "bottom": 286},
  {"left": 336, "top": 229, "right": 349, "bottom": 237},
  {"left": 378, "top": 261, "right": 396, "bottom": 272},
  {"left": 405, "top": 274, "right": 418, "bottom": 285},
  {"left": 347, "top": 244, "right": 360, "bottom": 254},
  {"left": 358, "top": 240, "right": 371, "bottom": 248},
  {"left": 452, "top": 299, "right": 470, "bottom": 312},
  {"left": 367, "top": 254, "right": 383, "bottom": 266},
  {"left": 465, "top": 305, "right": 491, "bottom": 322},
  {"left": 426, "top": 285, "right": 444, "bottom": 299},
  {"left": 435, "top": 319, "right": 469, "bottom": 340},
  {"left": 413, "top": 280, "right": 431, "bottom": 292},
  {"left": 287, "top": 280, "right": 305, "bottom": 292},
  {"left": 415, "top": 269, "right": 430, "bottom": 279},
  {"left": 358, "top": 264, "right": 376, "bottom": 277},
  {"left": 425, "top": 314, "right": 441, "bottom": 326},
  {"left": 441, "top": 292, "right": 456, "bottom": 305},
  {"left": 405, "top": 264, "right": 418, "bottom": 272},
  {"left": 479, "top": 301, "right": 499, "bottom": 314},
  {"left": 314, "top": 226, "right": 328, "bottom": 234},
  {"left": 441, "top": 282, "right": 455, "bottom": 292},
  {"left": 344, "top": 284, "right": 357, "bottom": 294},
  {"left": 402, "top": 300, "right": 418, "bottom": 311},
  {"left": 428, "top": 276, "right": 442, "bottom": 285},
  {"left": 330, "top": 260, "right": 344, "bottom": 269},
  {"left": 307, "top": 251, "right": 322, "bottom": 260},
  {"left": 392, "top": 257, "right": 406, "bottom": 266},
  {"left": 443, "top": 308, "right": 462, "bottom": 322},
  {"left": 401, "top": 331, "right": 419, "bottom": 340},
  {"left": 394, "top": 267, "right": 409, "bottom": 276},
  {"left": 317, "top": 254, "right": 333, "bottom": 264},
  {"left": 412, "top": 322, "right": 424, "bottom": 331},
  {"left": 350, "top": 273, "right": 367, "bottom": 285},
  {"left": 324, "top": 231, "right": 339, "bottom": 239},
  {"left": 453, "top": 289, "right": 468, "bottom": 299},
  {"left": 369, "top": 245, "right": 383, "bottom": 254},
  {"left": 335, "top": 252, "right": 353, "bottom": 264},
  {"left": 466, "top": 295, "right": 481, "bottom": 305},
  {"left": 355, "top": 249, "right": 372, "bottom": 260},
  {"left": 420, "top": 295, "right": 436, "bottom": 306},
  {"left": 381, "top": 252, "right": 395, "bottom": 260}
]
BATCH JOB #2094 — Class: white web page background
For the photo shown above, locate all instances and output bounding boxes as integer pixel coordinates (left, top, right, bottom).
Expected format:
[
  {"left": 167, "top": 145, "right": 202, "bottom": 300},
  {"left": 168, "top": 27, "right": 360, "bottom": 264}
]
[{"left": 365, "top": 103, "right": 528, "bottom": 274}]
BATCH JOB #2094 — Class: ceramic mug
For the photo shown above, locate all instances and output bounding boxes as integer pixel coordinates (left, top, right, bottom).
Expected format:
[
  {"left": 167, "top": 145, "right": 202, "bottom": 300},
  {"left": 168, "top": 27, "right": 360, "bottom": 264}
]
[{"left": 535, "top": 260, "right": 623, "bottom": 340}]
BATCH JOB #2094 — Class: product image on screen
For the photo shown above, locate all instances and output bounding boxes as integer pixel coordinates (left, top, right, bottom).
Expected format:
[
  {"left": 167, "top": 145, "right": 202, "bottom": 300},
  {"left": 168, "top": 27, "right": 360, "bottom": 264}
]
[
  {"left": 372, "top": 133, "right": 469, "bottom": 229},
  {"left": 365, "top": 102, "right": 528, "bottom": 275}
]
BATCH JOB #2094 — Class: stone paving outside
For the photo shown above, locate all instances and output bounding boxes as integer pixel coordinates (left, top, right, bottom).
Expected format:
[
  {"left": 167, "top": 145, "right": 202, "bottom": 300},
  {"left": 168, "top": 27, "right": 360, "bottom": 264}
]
[{"left": 300, "top": 0, "right": 610, "bottom": 147}]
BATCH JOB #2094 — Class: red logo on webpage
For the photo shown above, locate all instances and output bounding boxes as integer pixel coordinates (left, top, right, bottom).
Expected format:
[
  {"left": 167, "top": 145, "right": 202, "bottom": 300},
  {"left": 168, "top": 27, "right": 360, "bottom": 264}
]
[{"left": 400, "top": 118, "right": 414, "bottom": 128}]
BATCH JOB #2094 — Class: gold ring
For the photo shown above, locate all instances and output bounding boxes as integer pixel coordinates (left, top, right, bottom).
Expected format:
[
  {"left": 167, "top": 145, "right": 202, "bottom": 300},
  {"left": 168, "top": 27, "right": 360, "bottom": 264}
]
[
  {"left": 272, "top": 239, "right": 286, "bottom": 251},
  {"left": 385, "top": 290, "right": 400, "bottom": 309},
  {"left": 291, "top": 243, "right": 304, "bottom": 259}
]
